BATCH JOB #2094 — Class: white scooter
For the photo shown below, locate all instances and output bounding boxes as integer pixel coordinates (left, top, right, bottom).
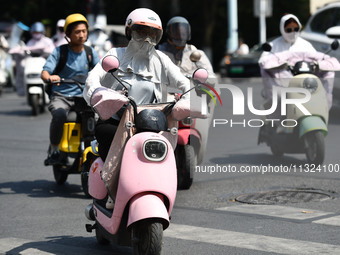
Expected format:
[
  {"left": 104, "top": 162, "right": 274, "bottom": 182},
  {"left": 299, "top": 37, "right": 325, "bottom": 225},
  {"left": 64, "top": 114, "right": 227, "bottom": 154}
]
[
  {"left": 24, "top": 51, "right": 49, "bottom": 115},
  {"left": 258, "top": 41, "right": 340, "bottom": 165}
]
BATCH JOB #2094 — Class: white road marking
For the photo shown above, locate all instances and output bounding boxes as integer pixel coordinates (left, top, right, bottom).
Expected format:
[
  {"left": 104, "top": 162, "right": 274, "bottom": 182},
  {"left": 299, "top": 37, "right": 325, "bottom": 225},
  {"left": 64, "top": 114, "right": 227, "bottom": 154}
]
[
  {"left": 313, "top": 215, "right": 340, "bottom": 226},
  {"left": 165, "top": 223, "right": 340, "bottom": 255},
  {"left": 216, "top": 204, "right": 334, "bottom": 220}
]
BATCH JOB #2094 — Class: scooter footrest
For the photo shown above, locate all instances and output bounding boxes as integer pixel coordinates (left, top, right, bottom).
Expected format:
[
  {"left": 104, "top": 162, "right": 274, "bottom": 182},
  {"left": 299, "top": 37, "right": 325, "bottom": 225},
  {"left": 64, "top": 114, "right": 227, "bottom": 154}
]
[{"left": 85, "top": 223, "right": 97, "bottom": 233}]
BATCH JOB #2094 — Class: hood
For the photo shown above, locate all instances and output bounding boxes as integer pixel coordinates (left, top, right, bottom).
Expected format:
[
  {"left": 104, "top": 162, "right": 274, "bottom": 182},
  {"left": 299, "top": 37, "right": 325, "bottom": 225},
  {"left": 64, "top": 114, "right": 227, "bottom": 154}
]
[{"left": 280, "top": 14, "right": 302, "bottom": 44}]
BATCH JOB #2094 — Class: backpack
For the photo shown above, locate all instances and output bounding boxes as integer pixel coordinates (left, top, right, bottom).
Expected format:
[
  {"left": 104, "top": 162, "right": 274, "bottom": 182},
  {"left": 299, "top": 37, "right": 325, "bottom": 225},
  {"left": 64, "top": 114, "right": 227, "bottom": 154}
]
[
  {"left": 53, "top": 44, "right": 95, "bottom": 75},
  {"left": 46, "top": 44, "right": 95, "bottom": 96}
]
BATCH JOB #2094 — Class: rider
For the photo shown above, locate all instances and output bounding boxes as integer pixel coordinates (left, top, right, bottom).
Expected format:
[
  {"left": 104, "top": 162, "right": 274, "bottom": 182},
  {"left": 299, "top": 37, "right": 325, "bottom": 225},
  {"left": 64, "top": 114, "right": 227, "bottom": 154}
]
[
  {"left": 84, "top": 8, "right": 190, "bottom": 162},
  {"left": 26, "top": 22, "right": 55, "bottom": 58},
  {"left": 158, "top": 16, "right": 216, "bottom": 82},
  {"left": 42, "top": 13, "right": 100, "bottom": 165},
  {"left": 259, "top": 14, "right": 317, "bottom": 112},
  {"left": 260, "top": 14, "right": 316, "bottom": 56},
  {"left": 86, "top": 23, "right": 112, "bottom": 58},
  {"left": 84, "top": 8, "right": 191, "bottom": 208},
  {"left": 52, "top": 19, "right": 68, "bottom": 47},
  {"left": 158, "top": 16, "right": 217, "bottom": 164},
  {"left": 9, "top": 22, "right": 54, "bottom": 96}
]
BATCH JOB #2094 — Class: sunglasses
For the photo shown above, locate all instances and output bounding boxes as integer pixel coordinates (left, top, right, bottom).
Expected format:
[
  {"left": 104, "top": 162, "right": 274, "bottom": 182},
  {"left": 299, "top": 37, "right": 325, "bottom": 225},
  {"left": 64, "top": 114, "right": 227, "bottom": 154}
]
[{"left": 285, "top": 27, "right": 299, "bottom": 33}]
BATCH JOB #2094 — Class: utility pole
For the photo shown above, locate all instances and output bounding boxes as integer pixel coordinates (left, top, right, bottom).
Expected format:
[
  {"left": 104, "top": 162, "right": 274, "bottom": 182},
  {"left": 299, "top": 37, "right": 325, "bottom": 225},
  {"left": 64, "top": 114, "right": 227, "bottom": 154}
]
[
  {"left": 227, "top": 0, "right": 238, "bottom": 54},
  {"left": 254, "top": 0, "right": 272, "bottom": 44},
  {"left": 259, "top": 0, "right": 266, "bottom": 44}
]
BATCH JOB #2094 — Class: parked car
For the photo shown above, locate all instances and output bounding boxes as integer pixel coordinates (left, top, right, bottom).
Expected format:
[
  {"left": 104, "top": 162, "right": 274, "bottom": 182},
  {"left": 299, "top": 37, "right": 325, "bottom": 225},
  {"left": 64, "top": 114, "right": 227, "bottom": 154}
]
[
  {"left": 301, "top": 3, "right": 340, "bottom": 51},
  {"left": 219, "top": 43, "right": 262, "bottom": 78},
  {"left": 300, "top": 2, "right": 340, "bottom": 105}
]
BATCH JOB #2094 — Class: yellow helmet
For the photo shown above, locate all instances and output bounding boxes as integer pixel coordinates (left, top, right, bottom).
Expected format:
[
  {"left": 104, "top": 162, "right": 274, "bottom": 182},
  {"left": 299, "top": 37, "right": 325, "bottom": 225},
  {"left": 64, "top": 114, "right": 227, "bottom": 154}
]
[{"left": 64, "top": 13, "right": 88, "bottom": 34}]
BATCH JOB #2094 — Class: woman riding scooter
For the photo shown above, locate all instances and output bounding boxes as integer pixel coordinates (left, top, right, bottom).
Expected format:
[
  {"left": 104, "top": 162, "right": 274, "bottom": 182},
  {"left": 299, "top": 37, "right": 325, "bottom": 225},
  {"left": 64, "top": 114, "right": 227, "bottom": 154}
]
[
  {"left": 258, "top": 14, "right": 340, "bottom": 164},
  {"left": 259, "top": 13, "right": 319, "bottom": 110},
  {"left": 84, "top": 8, "right": 191, "bottom": 207}
]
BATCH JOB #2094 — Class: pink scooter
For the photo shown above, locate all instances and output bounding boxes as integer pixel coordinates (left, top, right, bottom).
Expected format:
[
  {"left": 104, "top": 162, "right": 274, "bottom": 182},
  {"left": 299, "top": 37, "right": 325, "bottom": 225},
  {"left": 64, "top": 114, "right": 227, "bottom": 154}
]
[{"left": 84, "top": 55, "right": 208, "bottom": 254}]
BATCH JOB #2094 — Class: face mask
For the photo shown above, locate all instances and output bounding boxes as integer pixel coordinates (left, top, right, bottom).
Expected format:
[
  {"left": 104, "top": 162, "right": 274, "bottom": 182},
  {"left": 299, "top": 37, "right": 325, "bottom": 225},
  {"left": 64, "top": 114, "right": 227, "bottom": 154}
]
[
  {"left": 32, "top": 33, "right": 43, "bottom": 40},
  {"left": 131, "top": 38, "right": 154, "bottom": 53},
  {"left": 283, "top": 31, "right": 299, "bottom": 44}
]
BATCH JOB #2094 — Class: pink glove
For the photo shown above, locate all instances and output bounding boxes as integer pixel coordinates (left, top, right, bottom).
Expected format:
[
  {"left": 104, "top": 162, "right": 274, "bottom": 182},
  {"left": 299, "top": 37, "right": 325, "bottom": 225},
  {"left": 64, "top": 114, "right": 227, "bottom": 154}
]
[
  {"left": 90, "top": 87, "right": 129, "bottom": 120},
  {"left": 171, "top": 99, "right": 208, "bottom": 121}
]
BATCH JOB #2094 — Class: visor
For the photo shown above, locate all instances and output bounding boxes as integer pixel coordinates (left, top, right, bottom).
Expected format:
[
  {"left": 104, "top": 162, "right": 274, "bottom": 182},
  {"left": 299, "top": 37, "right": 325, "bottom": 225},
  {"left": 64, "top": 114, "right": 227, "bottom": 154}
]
[
  {"left": 131, "top": 24, "right": 162, "bottom": 45},
  {"left": 168, "top": 23, "right": 190, "bottom": 47}
]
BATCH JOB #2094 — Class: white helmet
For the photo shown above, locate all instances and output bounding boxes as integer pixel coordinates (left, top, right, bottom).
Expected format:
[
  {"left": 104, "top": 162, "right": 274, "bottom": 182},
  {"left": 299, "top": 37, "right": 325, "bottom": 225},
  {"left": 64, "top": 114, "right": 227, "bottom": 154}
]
[
  {"left": 125, "top": 8, "right": 163, "bottom": 45},
  {"left": 56, "top": 19, "right": 65, "bottom": 32}
]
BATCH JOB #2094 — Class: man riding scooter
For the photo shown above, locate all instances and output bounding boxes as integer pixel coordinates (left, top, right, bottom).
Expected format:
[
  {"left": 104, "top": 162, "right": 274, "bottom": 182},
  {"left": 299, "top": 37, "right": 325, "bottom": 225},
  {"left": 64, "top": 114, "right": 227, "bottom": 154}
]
[
  {"left": 158, "top": 16, "right": 217, "bottom": 188},
  {"left": 41, "top": 13, "right": 99, "bottom": 166}
]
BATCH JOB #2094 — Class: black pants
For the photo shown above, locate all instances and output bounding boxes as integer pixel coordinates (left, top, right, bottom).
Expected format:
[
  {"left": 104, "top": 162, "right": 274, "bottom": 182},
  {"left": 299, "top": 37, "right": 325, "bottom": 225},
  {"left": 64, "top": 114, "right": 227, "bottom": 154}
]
[{"left": 95, "top": 118, "right": 120, "bottom": 162}]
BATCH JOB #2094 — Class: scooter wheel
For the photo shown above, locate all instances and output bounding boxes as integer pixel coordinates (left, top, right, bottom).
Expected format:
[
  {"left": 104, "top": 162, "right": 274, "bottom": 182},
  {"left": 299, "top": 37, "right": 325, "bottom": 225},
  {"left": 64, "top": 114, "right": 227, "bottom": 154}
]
[
  {"left": 53, "top": 165, "right": 68, "bottom": 185},
  {"left": 270, "top": 144, "right": 283, "bottom": 157},
  {"left": 131, "top": 219, "right": 163, "bottom": 255},
  {"left": 30, "top": 94, "right": 40, "bottom": 116},
  {"left": 175, "top": 144, "right": 195, "bottom": 190},
  {"left": 304, "top": 130, "right": 325, "bottom": 165},
  {"left": 95, "top": 227, "right": 110, "bottom": 245}
]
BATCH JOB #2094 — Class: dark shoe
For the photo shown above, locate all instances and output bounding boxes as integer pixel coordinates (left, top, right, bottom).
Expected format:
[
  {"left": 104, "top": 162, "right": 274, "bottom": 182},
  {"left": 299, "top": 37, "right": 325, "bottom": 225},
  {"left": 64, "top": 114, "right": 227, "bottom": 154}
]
[{"left": 44, "top": 150, "right": 61, "bottom": 166}]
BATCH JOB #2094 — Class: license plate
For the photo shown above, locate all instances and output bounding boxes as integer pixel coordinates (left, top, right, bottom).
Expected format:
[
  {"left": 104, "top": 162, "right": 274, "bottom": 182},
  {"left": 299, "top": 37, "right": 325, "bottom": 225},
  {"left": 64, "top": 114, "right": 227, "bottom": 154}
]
[{"left": 230, "top": 66, "right": 244, "bottom": 74}]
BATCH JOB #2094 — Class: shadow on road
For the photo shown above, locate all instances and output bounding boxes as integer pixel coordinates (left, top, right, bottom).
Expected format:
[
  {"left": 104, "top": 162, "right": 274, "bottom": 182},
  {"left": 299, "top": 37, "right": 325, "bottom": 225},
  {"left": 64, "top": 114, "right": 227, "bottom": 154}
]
[
  {"left": 0, "top": 179, "right": 86, "bottom": 199},
  {"left": 329, "top": 105, "right": 340, "bottom": 125},
  {"left": 4, "top": 235, "right": 132, "bottom": 255}
]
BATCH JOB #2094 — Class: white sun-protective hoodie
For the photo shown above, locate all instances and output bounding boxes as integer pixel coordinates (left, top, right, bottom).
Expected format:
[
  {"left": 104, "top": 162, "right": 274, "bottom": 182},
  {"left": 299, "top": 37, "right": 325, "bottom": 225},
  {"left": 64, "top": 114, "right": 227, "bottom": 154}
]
[
  {"left": 84, "top": 39, "right": 190, "bottom": 105},
  {"left": 258, "top": 14, "right": 318, "bottom": 113},
  {"left": 260, "top": 14, "right": 316, "bottom": 60}
]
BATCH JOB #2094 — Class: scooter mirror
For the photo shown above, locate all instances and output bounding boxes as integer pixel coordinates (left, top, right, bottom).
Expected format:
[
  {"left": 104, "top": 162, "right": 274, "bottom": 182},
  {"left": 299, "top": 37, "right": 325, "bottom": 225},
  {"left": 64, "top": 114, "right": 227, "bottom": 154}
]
[
  {"left": 102, "top": 55, "right": 120, "bottom": 73},
  {"left": 331, "top": 39, "right": 339, "bottom": 50},
  {"left": 190, "top": 51, "right": 201, "bottom": 62},
  {"left": 262, "top": 42, "right": 272, "bottom": 52},
  {"left": 192, "top": 68, "right": 208, "bottom": 84}
]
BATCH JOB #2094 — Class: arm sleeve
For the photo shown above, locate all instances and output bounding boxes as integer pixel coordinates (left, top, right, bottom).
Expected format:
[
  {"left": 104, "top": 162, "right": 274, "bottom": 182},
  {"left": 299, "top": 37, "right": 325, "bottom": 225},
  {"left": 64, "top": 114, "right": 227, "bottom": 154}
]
[
  {"left": 42, "top": 47, "right": 59, "bottom": 74},
  {"left": 197, "top": 50, "right": 217, "bottom": 86},
  {"left": 83, "top": 62, "right": 107, "bottom": 105},
  {"left": 162, "top": 55, "right": 191, "bottom": 98}
]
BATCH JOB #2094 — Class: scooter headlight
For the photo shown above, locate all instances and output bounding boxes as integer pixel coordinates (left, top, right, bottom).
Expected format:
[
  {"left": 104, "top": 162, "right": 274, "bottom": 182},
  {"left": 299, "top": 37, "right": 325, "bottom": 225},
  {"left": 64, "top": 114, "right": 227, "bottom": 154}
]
[
  {"left": 143, "top": 140, "right": 168, "bottom": 162},
  {"left": 303, "top": 77, "right": 318, "bottom": 94}
]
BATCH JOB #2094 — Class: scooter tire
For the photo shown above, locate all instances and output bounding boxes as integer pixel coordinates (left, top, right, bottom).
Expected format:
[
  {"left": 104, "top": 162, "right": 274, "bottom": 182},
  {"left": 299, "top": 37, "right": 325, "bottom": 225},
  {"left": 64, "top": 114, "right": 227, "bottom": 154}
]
[
  {"left": 304, "top": 130, "right": 325, "bottom": 165},
  {"left": 132, "top": 219, "right": 163, "bottom": 255},
  {"left": 175, "top": 144, "right": 195, "bottom": 190},
  {"left": 95, "top": 227, "right": 110, "bottom": 245},
  {"left": 270, "top": 144, "right": 283, "bottom": 157},
  {"left": 30, "top": 94, "right": 40, "bottom": 116},
  {"left": 53, "top": 165, "right": 68, "bottom": 185}
]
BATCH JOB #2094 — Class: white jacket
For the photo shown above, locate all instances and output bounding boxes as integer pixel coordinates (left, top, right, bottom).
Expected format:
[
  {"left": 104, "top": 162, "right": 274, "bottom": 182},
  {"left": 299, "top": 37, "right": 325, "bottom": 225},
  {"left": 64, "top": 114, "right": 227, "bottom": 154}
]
[
  {"left": 84, "top": 41, "right": 190, "bottom": 105},
  {"left": 259, "top": 14, "right": 316, "bottom": 62}
]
